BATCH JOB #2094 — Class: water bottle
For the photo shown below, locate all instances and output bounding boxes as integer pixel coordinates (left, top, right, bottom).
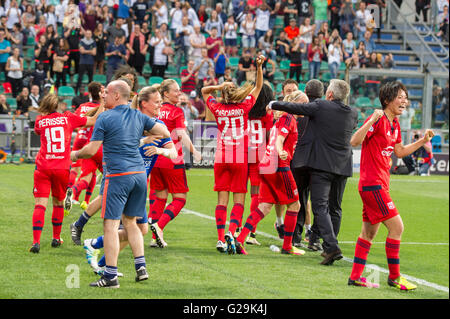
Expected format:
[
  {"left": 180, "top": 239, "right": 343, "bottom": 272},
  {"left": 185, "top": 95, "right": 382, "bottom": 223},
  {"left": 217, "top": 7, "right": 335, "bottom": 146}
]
[{"left": 270, "top": 245, "right": 280, "bottom": 252}]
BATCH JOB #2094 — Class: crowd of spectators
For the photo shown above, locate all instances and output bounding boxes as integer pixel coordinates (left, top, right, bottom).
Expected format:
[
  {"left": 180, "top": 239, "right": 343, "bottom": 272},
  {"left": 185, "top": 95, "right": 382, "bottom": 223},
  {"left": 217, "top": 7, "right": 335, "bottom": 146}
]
[{"left": 0, "top": 0, "right": 448, "bottom": 125}]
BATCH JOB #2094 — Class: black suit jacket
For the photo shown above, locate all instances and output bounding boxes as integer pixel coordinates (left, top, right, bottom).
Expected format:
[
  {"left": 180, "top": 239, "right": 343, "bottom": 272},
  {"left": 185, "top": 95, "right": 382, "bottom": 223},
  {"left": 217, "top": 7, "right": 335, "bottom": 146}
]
[{"left": 272, "top": 99, "right": 358, "bottom": 177}]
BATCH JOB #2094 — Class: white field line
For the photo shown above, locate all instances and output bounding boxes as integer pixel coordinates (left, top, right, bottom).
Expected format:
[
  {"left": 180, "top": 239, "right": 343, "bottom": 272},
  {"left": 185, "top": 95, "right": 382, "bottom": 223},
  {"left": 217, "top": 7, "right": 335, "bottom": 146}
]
[{"left": 182, "top": 207, "right": 449, "bottom": 293}]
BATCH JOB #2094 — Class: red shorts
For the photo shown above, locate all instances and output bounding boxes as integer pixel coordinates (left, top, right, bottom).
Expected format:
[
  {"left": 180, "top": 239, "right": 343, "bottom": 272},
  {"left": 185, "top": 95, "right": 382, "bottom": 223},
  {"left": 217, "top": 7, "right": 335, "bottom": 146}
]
[
  {"left": 33, "top": 168, "right": 70, "bottom": 201},
  {"left": 359, "top": 185, "right": 399, "bottom": 225},
  {"left": 71, "top": 137, "right": 89, "bottom": 168},
  {"left": 259, "top": 168, "right": 299, "bottom": 205},
  {"left": 248, "top": 162, "right": 261, "bottom": 187},
  {"left": 214, "top": 162, "right": 248, "bottom": 193},
  {"left": 150, "top": 165, "right": 189, "bottom": 194}
]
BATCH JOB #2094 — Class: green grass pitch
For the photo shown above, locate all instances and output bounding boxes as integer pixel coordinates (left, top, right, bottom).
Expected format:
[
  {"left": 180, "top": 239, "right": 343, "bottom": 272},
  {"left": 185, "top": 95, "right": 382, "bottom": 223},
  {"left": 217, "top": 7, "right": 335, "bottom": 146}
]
[{"left": 0, "top": 164, "right": 448, "bottom": 299}]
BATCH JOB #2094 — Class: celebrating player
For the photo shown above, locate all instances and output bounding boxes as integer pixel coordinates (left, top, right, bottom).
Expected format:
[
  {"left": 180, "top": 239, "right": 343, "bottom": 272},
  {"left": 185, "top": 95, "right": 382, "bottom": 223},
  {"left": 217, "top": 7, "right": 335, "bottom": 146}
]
[
  {"left": 348, "top": 81, "right": 434, "bottom": 290},
  {"left": 149, "top": 79, "right": 202, "bottom": 248},
  {"left": 201, "top": 55, "right": 264, "bottom": 253},
  {"left": 233, "top": 91, "right": 308, "bottom": 256},
  {"left": 30, "top": 94, "right": 103, "bottom": 253}
]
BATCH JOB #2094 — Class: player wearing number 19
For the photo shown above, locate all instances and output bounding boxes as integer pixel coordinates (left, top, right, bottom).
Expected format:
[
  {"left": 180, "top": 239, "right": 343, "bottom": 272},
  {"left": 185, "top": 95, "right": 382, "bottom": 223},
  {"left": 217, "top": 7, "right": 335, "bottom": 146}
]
[
  {"left": 201, "top": 55, "right": 265, "bottom": 254},
  {"left": 30, "top": 94, "right": 103, "bottom": 253}
]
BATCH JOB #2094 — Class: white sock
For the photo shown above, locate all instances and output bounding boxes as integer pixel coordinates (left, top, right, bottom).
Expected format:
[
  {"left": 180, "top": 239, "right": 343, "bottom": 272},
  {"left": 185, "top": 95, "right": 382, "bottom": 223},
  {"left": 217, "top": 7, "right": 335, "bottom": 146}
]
[
  {"left": 305, "top": 224, "right": 311, "bottom": 231},
  {"left": 276, "top": 216, "right": 284, "bottom": 226}
]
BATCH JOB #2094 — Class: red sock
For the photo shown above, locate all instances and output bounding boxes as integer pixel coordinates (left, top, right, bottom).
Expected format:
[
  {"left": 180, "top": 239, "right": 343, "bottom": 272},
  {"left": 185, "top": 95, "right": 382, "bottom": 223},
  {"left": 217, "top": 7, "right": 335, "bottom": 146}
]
[
  {"left": 158, "top": 197, "right": 186, "bottom": 230},
  {"left": 237, "top": 207, "right": 265, "bottom": 244},
  {"left": 215, "top": 205, "right": 227, "bottom": 242},
  {"left": 282, "top": 210, "right": 298, "bottom": 251},
  {"left": 350, "top": 237, "right": 372, "bottom": 280},
  {"left": 84, "top": 175, "right": 96, "bottom": 204},
  {"left": 32, "top": 205, "right": 46, "bottom": 244},
  {"left": 228, "top": 203, "right": 244, "bottom": 235},
  {"left": 73, "top": 179, "right": 89, "bottom": 201},
  {"left": 150, "top": 197, "right": 167, "bottom": 239},
  {"left": 248, "top": 194, "right": 259, "bottom": 231},
  {"left": 385, "top": 238, "right": 401, "bottom": 280},
  {"left": 68, "top": 169, "right": 78, "bottom": 188},
  {"left": 52, "top": 205, "right": 64, "bottom": 240},
  {"left": 148, "top": 189, "right": 157, "bottom": 216}
]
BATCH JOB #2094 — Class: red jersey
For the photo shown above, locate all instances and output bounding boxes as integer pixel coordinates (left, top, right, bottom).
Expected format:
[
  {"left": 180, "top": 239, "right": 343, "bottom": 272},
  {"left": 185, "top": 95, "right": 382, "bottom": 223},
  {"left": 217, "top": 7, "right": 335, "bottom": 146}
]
[
  {"left": 73, "top": 102, "right": 99, "bottom": 149},
  {"left": 359, "top": 114, "right": 402, "bottom": 191},
  {"left": 35, "top": 111, "right": 88, "bottom": 170},
  {"left": 248, "top": 111, "right": 274, "bottom": 164},
  {"left": 206, "top": 94, "right": 256, "bottom": 164},
  {"left": 260, "top": 113, "right": 298, "bottom": 174},
  {"left": 154, "top": 102, "right": 186, "bottom": 168}
]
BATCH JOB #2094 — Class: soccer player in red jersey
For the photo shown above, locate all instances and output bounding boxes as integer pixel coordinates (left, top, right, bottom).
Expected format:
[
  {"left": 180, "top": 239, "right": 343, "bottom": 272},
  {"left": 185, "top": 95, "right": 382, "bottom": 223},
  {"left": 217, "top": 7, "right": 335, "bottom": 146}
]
[
  {"left": 234, "top": 91, "right": 308, "bottom": 256},
  {"left": 30, "top": 94, "right": 103, "bottom": 253},
  {"left": 245, "top": 83, "right": 274, "bottom": 245},
  {"left": 201, "top": 55, "right": 265, "bottom": 253},
  {"left": 348, "top": 81, "right": 434, "bottom": 290},
  {"left": 149, "top": 79, "right": 202, "bottom": 248}
]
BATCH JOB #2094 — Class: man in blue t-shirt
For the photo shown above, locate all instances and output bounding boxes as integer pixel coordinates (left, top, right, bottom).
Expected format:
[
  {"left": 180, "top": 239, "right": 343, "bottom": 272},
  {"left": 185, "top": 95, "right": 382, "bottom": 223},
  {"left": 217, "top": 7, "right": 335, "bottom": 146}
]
[
  {"left": 75, "top": 30, "right": 96, "bottom": 94},
  {"left": 105, "top": 36, "right": 127, "bottom": 83},
  {"left": 71, "top": 80, "right": 170, "bottom": 288}
]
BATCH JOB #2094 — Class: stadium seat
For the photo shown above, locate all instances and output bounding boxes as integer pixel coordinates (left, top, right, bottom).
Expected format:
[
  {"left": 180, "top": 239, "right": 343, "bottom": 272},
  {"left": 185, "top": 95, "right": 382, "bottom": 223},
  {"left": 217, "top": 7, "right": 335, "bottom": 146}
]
[
  {"left": 355, "top": 96, "right": 373, "bottom": 108},
  {"left": 173, "top": 77, "right": 182, "bottom": 87},
  {"left": 298, "top": 83, "right": 306, "bottom": 92},
  {"left": 274, "top": 71, "right": 285, "bottom": 82},
  {"left": 320, "top": 62, "right": 329, "bottom": 71},
  {"left": 6, "top": 97, "right": 17, "bottom": 108},
  {"left": 58, "top": 86, "right": 75, "bottom": 97},
  {"left": 26, "top": 37, "right": 35, "bottom": 46},
  {"left": 63, "top": 99, "right": 72, "bottom": 108},
  {"left": 138, "top": 76, "right": 147, "bottom": 86},
  {"left": 93, "top": 74, "right": 106, "bottom": 85},
  {"left": 373, "top": 97, "right": 382, "bottom": 108},
  {"left": 280, "top": 60, "right": 290, "bottom": 71},
  {"left": 321, "top": 72, "right": 332, "bottom": 82},
  {"left": 165, "top": 64, "right": 177, "bottom": 76},
  {"left": 143, "top": 64, "right": 152, "bottom": 76},
  {"left": 276, "top": 83, "right": 283, "bottom": 93},
  {"left": 148, "top": 76, "right": 163, "bottom": 86},
  {"left": 179, "top": 66, "right": 187, "bottom": 74},
  {"left": 0, "top": 73, "right": 5, "bottom": 82},
  {"left": 228, "top": 57, "right": 239, "bottom": 69},
  {"left": 73, "top": 74, "right": 89, "bottom": 84}
]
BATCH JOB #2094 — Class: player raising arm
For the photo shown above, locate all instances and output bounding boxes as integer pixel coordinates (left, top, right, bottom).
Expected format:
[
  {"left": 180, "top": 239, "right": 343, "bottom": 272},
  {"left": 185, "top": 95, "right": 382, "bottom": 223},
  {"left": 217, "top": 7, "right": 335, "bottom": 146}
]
[
  {"left": 201, "top": 54, "right": 265, "bottom": 253},
  {"left": 348, "top": 81, "right": 434, "bottom": 290}
]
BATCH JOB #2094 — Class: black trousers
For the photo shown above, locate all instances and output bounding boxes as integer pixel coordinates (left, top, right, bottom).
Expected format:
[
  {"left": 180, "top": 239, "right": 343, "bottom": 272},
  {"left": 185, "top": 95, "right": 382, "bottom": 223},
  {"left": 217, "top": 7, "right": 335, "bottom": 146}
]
[
  {"left": 76, "top": 64, "right": 94, "bottom": 94},
  {"left": 291, "top": 166, "right": 311, "bottom": 245},
  {"left": 308, "top": 169, "right": 348, "bottom": 253}
]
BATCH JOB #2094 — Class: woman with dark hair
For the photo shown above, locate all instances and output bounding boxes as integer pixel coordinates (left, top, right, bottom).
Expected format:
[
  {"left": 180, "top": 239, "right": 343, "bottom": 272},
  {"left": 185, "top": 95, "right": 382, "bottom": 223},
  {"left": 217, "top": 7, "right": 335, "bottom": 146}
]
[
  {"left": 113, "top": 64, "right": 139, "bottom": 94},
  {"left": 126, "top": 24, "right": 148, "bottom": 75},
  {"left": 93, "top": 23, "right": 107, "bottom": 75},
  {"left": 53, "top": 38, "right": 70, "bottom": 89}
]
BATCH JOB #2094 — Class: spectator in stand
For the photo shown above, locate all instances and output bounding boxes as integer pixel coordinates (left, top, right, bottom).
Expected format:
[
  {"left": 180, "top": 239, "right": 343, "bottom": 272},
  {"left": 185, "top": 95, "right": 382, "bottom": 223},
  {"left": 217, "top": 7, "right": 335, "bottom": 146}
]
[
  {"left": 382, "top": 52, "right": 395, "bottom": 69},
  {"left": 76, "top": 30, "right": 96, "bottom": 95},
  {"left": 8, "top": 23, "right": 24, "bottom": 57},
  {"left": 65, "top": 26, "right": 81, "bottom": 76},
  {"left": 258, "top": 50, "right": 277, "bottom": 83},
  {"left": 6, "top": 0, "right": 22, "bottom": 31},
  {"left": 215, "top": 2, "right": 228, "bottom": 25},
  {"left": 356, "top": 40, "right": 369, "bottom": 67},
  {"left": 283, "top": 0, "right": 299, "bottom": 26},
  {"left": 342, "top": 31, "right": 356, "bottom": 61},
  {"left": 328, "top": 37, "right": 343, "bottom": 79},
  {"left": 206, "top": 27, "right": 223, "bottom": 61},
  {"left": 362, "top": 30, "right": 375, "bottom": 53},
  {"left": 29, "top": 85, "right": 42, "bottom": 112},
  {"left": 437, "top": 5, "right": 449, "bottom": 41},
  {"left": 22, "top": 4, "right": 37, "bottom": 39},
  {"left": 53, "top": 38, "right": 70, "bottom": 89},
  {"left": 318, "top": 31, "right": 329, "bottom": 61},
  {"left": 340, "top": 0, "right": 356, "bottom": 37},
  {"left": 35, "top": 35, "right": 51, "bottom": 74},
  {"left": 355, "top": 1, "right": 371, "bottom": 41},
  {"left": 399, "top": 101, "right": 415, "bottom": 143},
  {"left": 149, "top": 28, "right": 170, "bottom": 78},
  {"left": 275, "top": 31, "right": 291, "bottom": 60},
  {"left": 365, "top": 51, "right": 382, "bottom": 96},
  {"left": 219, "top": 67, "right": 238, "bottom": 86},
  {"left": 255, "top": 3, "right": 271, "bottom": 43},
  {"left": 93, "top": 23, "right": 107, "bottom": 75},
  {"left": 195, "top": 48, "right": 214, "bottom": 92},
  {"left": 82, "top": 4, "right": 100, "bottom": 33},
  {"left": 181, "top": 59, "right": 198, "bottom": 95},
  {"left": 258, "top": 29, "right": 276, "bottom": 61},
  {"left": 132, "top": 0, "right": 150, "bottom": 25},
  {"left": 205, "top": 10, "right": 224, "bottom": 37},
  {"left": 190, "top": 90, "right": 206, "bottom": 121},
  {"left": 203, "top": 67, "right": 218, "bottom": 88},
  {"left": 241, "top": 12, "right": 257, "bottom": 54},
  {"left": 180, "top": 93, "right": 199, "bottom": 133},
  {"left": 318, "top": 21, "right": 331, "bottom": 44},
  {"left": 299, "top": 17, "right": 316, "bottom": 48},
  {"left": 329, "top": 0, "right": 342, "bottom": 32},
  {"left": 312, "top": 0, "right": 329, "bottom": 34},
  {"left": 126, "top": 24, "right": 147, "bottom": 75},
  {"left": 289, "top": 36, "right": 307, "bottom": 83},
  {"left": 297, "top": 0, "right": 313, "bottom": 26},
  {"left": 31, "top": 63, "right": 48, "bottom": 90},
  {"left": 16, "top": 87, "right": 31, "bottom": 116},
  {"left": 105, "top": 36, "right": 126, "bottom": 84},
  {"left": 0, "top": 29, "right": 11, "bottom": 78},
  {"left": 285, "top": 18, "right": 300, "bottom": 41},
  {"left": 107, "top": 17, "right": 126, "bottom": 45},
  {"left": 248, "top": 0, "right": 264, "bottom": 12},
  {"left": 214, "top": 45, "right": 228, "bottom": 79},
  {"left": 176, "top": 16, "right": 194, "bottom": 74},
  {"left": 185, "top": 2, "right": 201, "bottom": 28},
  {"left": 308, "top": 35, "right": 324, "bottom": 80},
  {"left": 403, "top": 132, "right": 434, "bottom": 175},
  {"left": 190, "top": 25, "right": 207, "bottom": 64},
  {"left": 224, "top": 15, "right": 238, "bottom": 57},
  {"left": 0, "top": 94, "right": 11, "bottom": 115},
  {"left": 197, "top": 4, "right": 209, "bottom": 31},
  {"left": 169, "top": 1, "right": 183, "bottom": 40},
  {"left": 5, "top": 47, "right": 23, "bottom": 98},
  {"left": 236, "top": 49, "right": 255, "bottom": 85},
  {"left": 415, "top": 0, "right": 431, "bottom": 23}
]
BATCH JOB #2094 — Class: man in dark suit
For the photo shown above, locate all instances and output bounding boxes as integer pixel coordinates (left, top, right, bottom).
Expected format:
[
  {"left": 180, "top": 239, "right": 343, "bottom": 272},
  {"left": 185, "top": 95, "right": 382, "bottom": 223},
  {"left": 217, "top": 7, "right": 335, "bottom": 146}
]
[{"left": 268, "top": 79, "right": 358, "bottom": 265}]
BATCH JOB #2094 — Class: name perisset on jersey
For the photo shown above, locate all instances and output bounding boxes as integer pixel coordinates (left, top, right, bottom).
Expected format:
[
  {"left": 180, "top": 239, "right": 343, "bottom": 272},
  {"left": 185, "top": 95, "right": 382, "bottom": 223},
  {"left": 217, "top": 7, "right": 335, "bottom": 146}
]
[{"left": 38, "top": 117, "right": 69, "bottom": 128}]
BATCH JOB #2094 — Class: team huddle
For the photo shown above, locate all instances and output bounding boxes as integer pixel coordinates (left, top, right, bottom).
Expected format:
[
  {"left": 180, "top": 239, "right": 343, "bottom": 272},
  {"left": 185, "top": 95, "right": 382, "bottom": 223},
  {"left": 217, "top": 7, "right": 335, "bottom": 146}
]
[{"left": 29, "top": 55, "right": 434, "bottom": 290}]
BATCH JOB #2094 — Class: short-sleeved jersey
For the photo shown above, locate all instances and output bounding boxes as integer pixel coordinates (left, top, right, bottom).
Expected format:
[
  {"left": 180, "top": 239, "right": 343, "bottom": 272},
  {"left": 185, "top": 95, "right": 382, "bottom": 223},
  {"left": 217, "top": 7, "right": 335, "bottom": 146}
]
[
  {"left": 206, "top": 94, "right": 256, "bottom": 164},
  {"left": 73, "top": 102, "right": 100, "bottom": 145},
  {"left": 91, "top": 104, "right": 156, "bottom": 175},
  {"left": 34, "top": 111, "right": 88, "bottom": 170},
  {"left": 260, "top": 113, "right": 298, "bottom": 174},
  {"left": 248, "top": 111, "right": 274, "bottom": 164},
  {"left": 154, "top": 102, "right": 186, "bottom": 168},
  {"left": 139, "top": 119, "right": 173, "bottom": 177},
  {"left": 359, "top": 114, "right": 402, "bottom": 191}
]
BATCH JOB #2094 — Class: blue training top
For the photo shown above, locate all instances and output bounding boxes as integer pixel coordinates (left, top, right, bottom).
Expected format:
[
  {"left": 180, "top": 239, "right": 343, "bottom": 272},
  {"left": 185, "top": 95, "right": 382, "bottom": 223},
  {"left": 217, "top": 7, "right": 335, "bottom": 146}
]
[
  {"left": 91, "top": 104, "right": 157, "bottom": 175},
  {"left": 139, "top": 119, "right": 172, "bottom": 177}
]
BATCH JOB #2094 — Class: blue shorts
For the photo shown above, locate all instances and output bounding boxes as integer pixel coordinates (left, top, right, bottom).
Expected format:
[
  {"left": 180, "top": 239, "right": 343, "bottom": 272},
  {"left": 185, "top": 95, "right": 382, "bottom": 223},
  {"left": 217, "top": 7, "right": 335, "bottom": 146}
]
[{"left": 101, "top": 172, "right": 148, "bottom": 221}]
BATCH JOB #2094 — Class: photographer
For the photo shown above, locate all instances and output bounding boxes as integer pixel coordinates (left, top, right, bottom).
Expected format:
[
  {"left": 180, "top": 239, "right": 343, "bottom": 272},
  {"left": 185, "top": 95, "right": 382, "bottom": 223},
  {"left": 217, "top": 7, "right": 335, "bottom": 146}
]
[{"left": 402, "top": 132, "right": 434, "bottom": 176}]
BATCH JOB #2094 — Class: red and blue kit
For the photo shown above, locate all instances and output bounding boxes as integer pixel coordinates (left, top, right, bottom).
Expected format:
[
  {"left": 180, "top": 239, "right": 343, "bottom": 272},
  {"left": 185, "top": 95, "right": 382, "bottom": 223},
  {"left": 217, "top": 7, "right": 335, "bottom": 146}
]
[
  {"left": 258, "top": 113, "right": 299, "bottom": 205},
  {"left": 359, "top": 114, "right": 402, "bottom": 224}
]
